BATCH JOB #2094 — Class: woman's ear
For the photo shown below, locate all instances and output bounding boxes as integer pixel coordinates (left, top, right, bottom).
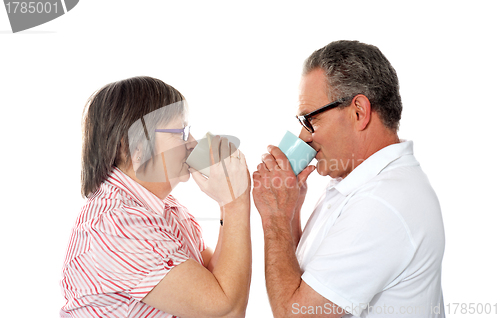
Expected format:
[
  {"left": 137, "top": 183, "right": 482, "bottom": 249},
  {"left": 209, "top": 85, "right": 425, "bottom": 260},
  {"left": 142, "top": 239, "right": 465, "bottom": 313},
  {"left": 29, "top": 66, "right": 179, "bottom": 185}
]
[
  {"left": 117, "top": 138, "right": 141, "bottom": 172},
  {"left": 131, "top": 143, "right": 143, "bottom": 172}
]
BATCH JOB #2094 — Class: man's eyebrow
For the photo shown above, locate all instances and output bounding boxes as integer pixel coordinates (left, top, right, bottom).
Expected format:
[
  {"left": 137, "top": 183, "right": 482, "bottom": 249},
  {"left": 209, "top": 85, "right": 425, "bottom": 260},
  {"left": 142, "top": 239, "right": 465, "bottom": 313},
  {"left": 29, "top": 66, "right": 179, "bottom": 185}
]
[{"left": 297, "top": 110, "right": 309, "bottom": 117}]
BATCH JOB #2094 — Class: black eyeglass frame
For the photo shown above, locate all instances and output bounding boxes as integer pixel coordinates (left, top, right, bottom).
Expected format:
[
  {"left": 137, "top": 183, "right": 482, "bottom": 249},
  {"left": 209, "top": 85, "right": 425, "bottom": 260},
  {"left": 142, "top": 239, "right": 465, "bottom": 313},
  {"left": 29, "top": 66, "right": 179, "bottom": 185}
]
[{"left": 296, "top": 96, "right": 353, "bottom": 133}]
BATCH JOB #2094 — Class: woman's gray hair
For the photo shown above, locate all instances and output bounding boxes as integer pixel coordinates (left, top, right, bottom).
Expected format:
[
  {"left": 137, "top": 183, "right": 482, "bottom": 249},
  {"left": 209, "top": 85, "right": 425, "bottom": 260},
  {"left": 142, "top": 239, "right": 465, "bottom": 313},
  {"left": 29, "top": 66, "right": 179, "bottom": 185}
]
[{"left": 303, "top": 40, "right": 402, "bottom": 131}]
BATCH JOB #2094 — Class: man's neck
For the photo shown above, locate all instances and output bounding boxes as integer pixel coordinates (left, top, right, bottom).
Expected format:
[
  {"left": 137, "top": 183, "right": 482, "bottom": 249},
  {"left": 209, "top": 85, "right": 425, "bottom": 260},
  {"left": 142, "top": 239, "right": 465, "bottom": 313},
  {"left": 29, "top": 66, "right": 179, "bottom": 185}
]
[{"left": 333, "top": 131, "right": 400, "bottom": 179}]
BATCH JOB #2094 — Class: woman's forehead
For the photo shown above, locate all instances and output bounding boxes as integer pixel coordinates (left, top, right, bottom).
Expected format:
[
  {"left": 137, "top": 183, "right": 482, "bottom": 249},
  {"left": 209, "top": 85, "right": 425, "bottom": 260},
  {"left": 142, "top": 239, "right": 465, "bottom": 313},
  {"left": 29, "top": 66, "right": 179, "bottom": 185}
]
[{"left": 158, "top": 115, "right": 187, "bottom": 128}]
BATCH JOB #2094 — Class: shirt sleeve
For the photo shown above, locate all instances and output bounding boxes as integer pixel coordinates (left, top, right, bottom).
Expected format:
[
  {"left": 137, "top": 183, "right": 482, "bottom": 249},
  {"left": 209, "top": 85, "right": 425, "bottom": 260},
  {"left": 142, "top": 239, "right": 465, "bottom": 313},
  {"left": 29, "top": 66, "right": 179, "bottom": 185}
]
[
  {"left": 301, "top": 194, "right": 416, "bottom": 316},
  {"left": 89, "top": 206, "right": 190, "bottom": 301},
  {"left": 169, "top": 197, "right": 207, "bottom": 254},
  {"left": 190, "top": 215, "right": 207, "bottom": 253}
]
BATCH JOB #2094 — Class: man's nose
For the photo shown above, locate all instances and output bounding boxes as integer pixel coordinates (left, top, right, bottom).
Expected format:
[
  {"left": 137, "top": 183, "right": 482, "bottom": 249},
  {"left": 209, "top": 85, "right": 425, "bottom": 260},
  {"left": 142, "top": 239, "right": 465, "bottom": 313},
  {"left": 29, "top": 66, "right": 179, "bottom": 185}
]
[{"left": 298, "top": 126, "right": 313, "bottom": 143}]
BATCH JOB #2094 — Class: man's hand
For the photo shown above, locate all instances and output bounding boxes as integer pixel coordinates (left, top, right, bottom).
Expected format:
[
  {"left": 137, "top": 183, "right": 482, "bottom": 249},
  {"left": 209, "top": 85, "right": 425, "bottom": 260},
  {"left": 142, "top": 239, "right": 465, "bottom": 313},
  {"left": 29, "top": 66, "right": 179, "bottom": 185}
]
[
  {"left": 295, "top": 162, "right": 313, "bottom": 215},
  {"left": 253, "top": 146, "right": 344, "bottom": 318},
  {"left": 252, "top": 145, "right": 315, "bottom": 228}
]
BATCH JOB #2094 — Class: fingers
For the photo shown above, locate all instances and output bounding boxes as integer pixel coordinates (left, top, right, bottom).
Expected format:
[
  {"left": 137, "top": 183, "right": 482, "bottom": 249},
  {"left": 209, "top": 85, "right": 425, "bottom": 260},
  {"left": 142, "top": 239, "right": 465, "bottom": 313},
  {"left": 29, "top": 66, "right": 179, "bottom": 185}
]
[
  {"left": 260, "top": 145, "right": 293, "bottom": 173},
  {"left": 210, "top": 136, "right": 247, "bottom": 168},
  {"left": 261, "top": 153, "right": 277, "bottom": 171},
  {"left": 220, "top": 137, "right": 230, "bottom": 163},
  {"left": 297, "top": 165, "right": 316, "bottom": 187},
  {"left": 212, "top": 136, "right": 236, "bottom": 164},
  {"left": 252, "top": 170, "right": 261, "bottom": 192},
  {"left": 268, "top": 145, "right": 292, "bottom": 171},
  {"left": 209, "top": 135, "right": 221, "bottom": 165},
  {"left": 189, "top": 168, "right": 208, "bottom": 190},
  {"left": 229, "top": 142, "right": 237, "bottom": 162},
  {"left": 197, "top": 135, "right": 251, "bottom": 206},
  {"left": 257, "top": 162, "right": 269, "bottom": 174},
  {"left": 238, "top": 149, "right": 246, "bottom": 167},
  {"left": 252, "top": 170, "right": 260, "bottom": 179},
  {"left": 254, "top": 146, "right": 311, "bottom": 192}
]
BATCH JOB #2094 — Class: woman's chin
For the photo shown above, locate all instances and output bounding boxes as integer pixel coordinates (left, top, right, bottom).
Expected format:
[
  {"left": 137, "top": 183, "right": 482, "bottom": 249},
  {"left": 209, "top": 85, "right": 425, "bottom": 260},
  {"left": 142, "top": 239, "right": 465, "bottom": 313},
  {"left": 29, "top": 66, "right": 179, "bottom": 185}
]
[
  {"left": 179, "top": 165, "right": 191, "bottom": 183},
  {"left": 179, "top": 173, "right": 190, "bottom": 183}
]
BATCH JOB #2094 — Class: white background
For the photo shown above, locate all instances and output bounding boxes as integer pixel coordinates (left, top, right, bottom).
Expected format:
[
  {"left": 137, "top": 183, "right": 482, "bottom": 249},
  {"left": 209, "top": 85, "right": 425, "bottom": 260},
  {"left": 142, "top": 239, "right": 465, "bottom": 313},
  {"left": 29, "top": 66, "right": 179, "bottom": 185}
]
[{"left": 1, "top": 1, "right": 499, "bottom": 317}]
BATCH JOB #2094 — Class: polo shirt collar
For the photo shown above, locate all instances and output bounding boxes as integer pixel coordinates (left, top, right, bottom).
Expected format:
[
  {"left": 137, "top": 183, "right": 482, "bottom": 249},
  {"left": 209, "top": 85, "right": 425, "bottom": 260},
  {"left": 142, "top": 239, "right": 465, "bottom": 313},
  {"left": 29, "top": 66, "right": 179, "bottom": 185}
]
[
  {"left": 106, "top": 167, "right": 180, "bottom": 216},
  {"left": 331, "top": 140, "right": 414, "bottom": 196}
]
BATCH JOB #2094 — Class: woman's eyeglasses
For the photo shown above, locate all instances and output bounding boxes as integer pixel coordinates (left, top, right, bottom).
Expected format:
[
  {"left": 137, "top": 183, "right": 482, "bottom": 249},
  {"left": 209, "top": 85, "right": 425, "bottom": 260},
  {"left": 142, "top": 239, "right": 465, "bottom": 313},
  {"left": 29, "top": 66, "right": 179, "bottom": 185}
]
[
  {"left": 155, "top": 126, "right": 191, "bottom": 141},
  {"left": 296, "top": 97, "right": 352, "bottom": 133}
]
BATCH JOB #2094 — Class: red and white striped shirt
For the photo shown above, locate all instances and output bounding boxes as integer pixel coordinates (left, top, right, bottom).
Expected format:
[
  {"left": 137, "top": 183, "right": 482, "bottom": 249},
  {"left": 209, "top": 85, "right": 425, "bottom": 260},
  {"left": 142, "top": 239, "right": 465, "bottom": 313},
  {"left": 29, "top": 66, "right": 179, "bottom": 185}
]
[{"left": 60, "top": 167, "right": 206, "bottom": 317}]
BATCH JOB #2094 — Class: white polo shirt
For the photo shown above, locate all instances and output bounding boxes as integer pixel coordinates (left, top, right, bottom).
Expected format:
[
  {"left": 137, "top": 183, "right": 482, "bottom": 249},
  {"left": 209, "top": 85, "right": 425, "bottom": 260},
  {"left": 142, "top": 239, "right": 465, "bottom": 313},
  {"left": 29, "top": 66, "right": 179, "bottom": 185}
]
[{"left": 296, "top": 141, "right": 445, "bottom": 317}]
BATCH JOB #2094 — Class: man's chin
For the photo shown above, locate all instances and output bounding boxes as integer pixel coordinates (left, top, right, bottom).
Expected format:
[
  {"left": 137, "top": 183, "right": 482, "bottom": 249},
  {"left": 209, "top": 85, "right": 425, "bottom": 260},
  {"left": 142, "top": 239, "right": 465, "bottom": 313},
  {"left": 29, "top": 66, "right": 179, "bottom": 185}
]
[
  {"left": 317, "top": 169, "right": 329, "bottom": 177},
  {"left": 315, "top": 163, "right": 329, "bottom": 176}
]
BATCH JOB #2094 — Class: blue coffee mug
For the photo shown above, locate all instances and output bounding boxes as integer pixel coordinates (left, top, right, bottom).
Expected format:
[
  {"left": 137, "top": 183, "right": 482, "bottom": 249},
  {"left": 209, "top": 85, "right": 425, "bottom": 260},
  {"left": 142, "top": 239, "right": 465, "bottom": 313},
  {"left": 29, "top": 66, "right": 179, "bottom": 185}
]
[{"left": 278, "top": 131, "right": 317, "bottom": 175}]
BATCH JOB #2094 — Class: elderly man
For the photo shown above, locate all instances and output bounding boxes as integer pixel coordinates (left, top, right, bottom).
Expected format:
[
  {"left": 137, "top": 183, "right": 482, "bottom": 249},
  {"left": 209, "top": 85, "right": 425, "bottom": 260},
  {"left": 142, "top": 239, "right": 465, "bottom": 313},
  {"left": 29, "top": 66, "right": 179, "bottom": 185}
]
[{"left": 253, "top": 40, "right": 445, "bottom": 317}]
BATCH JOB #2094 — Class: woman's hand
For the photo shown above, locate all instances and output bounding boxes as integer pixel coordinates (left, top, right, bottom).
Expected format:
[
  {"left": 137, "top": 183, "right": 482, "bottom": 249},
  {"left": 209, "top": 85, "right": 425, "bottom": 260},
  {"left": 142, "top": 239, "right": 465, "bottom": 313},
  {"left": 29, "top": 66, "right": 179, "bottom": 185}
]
[
  {"left": 144, "top": 137, "right": 252, "bottom": 318},
  {"left": 189, "top": 136, "right": 250, "bottom": 207}
]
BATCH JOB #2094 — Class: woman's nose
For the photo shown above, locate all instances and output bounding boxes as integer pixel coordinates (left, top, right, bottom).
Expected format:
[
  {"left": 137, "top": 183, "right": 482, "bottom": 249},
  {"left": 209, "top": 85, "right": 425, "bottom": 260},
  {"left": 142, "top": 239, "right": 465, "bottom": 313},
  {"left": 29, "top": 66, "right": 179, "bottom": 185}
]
[{"left": 186, "top": 133, "right": 197, "bottom": 149}]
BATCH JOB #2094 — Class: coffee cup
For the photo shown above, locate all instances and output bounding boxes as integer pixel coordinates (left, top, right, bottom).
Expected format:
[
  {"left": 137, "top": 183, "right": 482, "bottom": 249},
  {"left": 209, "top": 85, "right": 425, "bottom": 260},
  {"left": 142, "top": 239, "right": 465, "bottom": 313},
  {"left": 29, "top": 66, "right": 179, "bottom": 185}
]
[
  {"left": 186, "top": 132, "right": 240, "bottom": 177},
  {"left": 186, "top": 132, "right": 215, "bottom": 177},
  {"left": 278, "top": 131, "right": 317, "bottom": 175}
]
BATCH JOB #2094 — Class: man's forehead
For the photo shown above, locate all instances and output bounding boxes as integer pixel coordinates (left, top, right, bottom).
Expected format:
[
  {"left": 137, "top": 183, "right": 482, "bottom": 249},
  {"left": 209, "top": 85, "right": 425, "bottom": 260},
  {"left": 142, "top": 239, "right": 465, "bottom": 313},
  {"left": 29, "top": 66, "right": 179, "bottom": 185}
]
[
  {"left": 297, "top": 69, "right": 330, "bottom": 115},
  {"left": 297, "top": 105, "right": 311, "bottom": 117},
  {"left": 297, "top": 93, "right": 329, "bottom": 116}
]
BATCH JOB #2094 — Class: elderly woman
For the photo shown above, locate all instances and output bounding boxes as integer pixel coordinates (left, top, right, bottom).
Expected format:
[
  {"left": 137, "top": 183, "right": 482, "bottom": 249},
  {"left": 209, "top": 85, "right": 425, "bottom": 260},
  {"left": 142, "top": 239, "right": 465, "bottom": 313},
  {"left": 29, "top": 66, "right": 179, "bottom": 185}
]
[{"left": 60, "top": 76, "right": 251, "bottom": 317}]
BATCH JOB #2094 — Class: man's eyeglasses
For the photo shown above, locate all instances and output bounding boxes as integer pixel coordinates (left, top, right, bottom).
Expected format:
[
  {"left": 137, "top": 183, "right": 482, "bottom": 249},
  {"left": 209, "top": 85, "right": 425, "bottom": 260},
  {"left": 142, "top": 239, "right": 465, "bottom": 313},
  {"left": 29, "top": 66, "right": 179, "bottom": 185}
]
[
  {"left": 155, "top": 126, "right": 191, "bottom": 141},
  {"left": 296, "top": 97, "right": 351, "bottom": 133}
]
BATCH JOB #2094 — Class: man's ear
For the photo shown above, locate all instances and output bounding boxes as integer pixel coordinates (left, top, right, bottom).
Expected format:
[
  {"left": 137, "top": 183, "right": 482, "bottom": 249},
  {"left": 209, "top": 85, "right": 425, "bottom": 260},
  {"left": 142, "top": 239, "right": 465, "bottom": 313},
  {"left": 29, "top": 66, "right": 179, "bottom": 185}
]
[{"left": 352, "top": 94, "right": 371, "bottom": 131}]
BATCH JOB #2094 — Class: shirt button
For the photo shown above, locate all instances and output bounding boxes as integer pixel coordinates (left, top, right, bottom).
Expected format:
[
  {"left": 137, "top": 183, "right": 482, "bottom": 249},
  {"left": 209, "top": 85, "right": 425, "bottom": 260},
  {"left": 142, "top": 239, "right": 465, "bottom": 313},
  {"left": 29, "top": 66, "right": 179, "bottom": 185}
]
[
  {"left": 327, "top": 204, "right": 332, "bottom": 209},
  {"left": 167, "top": 260, "right": 174, "bottom": 267}
]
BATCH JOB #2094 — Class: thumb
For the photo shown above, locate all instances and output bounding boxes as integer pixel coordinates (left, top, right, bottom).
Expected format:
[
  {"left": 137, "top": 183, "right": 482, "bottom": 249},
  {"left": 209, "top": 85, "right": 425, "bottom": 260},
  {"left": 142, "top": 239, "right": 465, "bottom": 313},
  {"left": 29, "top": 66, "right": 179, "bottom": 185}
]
[
  {"left": 189, "top": 168, "right": 208, "bottom": 190},
  {"left": 297, "top": 165, "right": 315, "bottom": 187}
]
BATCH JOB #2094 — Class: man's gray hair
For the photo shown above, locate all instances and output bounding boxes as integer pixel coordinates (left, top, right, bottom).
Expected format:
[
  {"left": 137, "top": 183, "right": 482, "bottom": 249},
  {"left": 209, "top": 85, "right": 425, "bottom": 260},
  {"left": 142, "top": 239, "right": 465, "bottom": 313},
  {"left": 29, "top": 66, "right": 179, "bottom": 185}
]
[{"left": 303, "top": 40, "right": 402, "bottom": 131}]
